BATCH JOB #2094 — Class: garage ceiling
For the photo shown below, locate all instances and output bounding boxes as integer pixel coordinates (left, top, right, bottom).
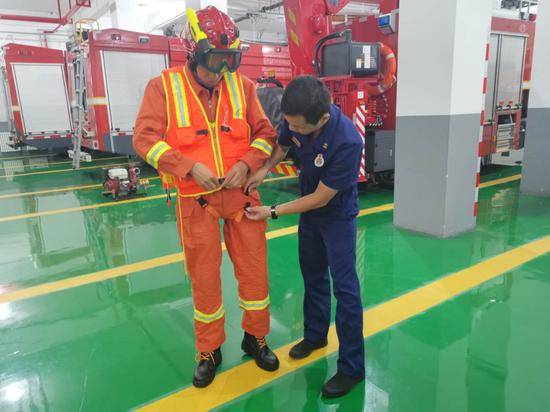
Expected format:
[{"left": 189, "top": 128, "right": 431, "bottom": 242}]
[
  {"left": 0, "top": 0, "right": 73, "bottom": 17},
  {"left": 0, "top": 0, "right": 381, "bottom": 43},
  {"left": 161, "top": 1, "right": 381, "bottom": 42}
]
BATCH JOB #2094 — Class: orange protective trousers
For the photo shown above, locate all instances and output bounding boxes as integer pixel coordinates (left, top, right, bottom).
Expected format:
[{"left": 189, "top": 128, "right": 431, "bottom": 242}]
[{"left": 176, "top": 188, "right": 270, "bottom": 352}]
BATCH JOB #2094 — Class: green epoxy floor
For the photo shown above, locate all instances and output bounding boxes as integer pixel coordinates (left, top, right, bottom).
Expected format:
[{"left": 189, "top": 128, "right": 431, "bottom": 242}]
[{"left": 0, "top": 151, "right": 549, "bottom": 411}]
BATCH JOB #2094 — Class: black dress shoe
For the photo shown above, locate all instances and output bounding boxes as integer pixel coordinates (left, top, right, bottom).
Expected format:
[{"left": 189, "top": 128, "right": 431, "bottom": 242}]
[
  {"left": 192, "top": 348, "right": 222, "bottom": 388},
  {"left": 289, "top": 338, "right": 328, "bottom": 359},
  {"left": 322, "top": 372, "right": 364, "bottom": 398},
  {"left": 241, "top": 332, "right": 280, "bottom": 371}
]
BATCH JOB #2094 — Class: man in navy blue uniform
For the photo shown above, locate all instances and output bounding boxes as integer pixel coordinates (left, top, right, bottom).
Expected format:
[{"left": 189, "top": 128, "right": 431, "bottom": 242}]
[{"left": 245, "top": 76, "right": 365, "bottom": 398}]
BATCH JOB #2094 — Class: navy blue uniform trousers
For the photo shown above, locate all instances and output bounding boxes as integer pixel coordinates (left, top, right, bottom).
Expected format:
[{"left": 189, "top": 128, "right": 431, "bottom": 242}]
[{"left": 298, "top": 213, "right": 365, "bottom": 378}]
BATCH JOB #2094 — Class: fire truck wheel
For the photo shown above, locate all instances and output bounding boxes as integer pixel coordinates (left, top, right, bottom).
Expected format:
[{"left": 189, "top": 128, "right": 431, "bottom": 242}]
[{"left": 376, "top": 170, "right": 394, "bottom": 189}]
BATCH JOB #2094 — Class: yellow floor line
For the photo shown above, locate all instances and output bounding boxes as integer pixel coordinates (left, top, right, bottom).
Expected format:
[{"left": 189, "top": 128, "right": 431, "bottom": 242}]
[
  {"left": 262, "top": 175, "right": 299, "bottom": 183},
  {"left": 0, "top": 179, "right": 161, "bottom": 200},
  {"left": 0, "top": 193, "right": 168, "bottom": 223},
  {"left": 0, "top": 172, "right": 294, "bottom": 200},
  {"left": 139, "top": 235, "right": 550, "bottom": 412},
  {"left": 0, "top": 174, "right": 520, "bottom": 301},
  {"left": 0, "top": 155, "right": 128, "bottom": 171},
  {"left": 0, "top": 153, "right": 58, "bottom": 161},
  {"left": 479, "top": 174, "right": 521, "bottom": 188},
  {"left": 0, "top": 167, "right": 520, "bottom": 203},
  {"left": 0, "top": 176, "right": 298, "bottom": 223},
  {"left": 0, "top": 173, "right": 519, "bottom": 223},
  {"left": 0, "top": 202, "right": 390, "bottom": 304},
  {"left": 0, "top": 253, "right": 185, "bottom": 304},
  {"left": 358, "top": 203, "right": 394, "bottom": 216},
  {"left": 0, "top": 183, "right": 110, "bottom": 199},
  {"left": 0, "top": 162, "right": 132, "bottom": 180}
]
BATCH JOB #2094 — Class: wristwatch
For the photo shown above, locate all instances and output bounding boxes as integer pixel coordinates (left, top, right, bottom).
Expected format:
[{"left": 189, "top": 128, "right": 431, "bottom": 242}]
[{"left": 270, "top": 205, "right": 279, "bottom": 220}]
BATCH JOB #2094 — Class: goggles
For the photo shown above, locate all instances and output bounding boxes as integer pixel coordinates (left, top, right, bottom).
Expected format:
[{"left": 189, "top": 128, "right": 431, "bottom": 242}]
[{"left": 195, "top": 49, "right": 242, "bottom": 73}]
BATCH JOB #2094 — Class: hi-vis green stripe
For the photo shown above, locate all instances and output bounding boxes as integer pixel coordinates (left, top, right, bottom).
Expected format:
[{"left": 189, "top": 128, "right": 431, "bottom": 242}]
[
  {"left": 239, "top": 296, "right": 270, "bottom": 311},
  {"left": 169, "top": 72, "right": 190, "bottom": 127},
  {"left": 194, "top": 305, "right": 225, "bottom": 323},
  {"left": 251, "top": 138, "right": 273, "bottom": 156},
  {"left": 146, "top": 141, "right": 171, "bottom": 169},
  {"left": 224, "top": 72, "right": 244, "bottom": 119}
]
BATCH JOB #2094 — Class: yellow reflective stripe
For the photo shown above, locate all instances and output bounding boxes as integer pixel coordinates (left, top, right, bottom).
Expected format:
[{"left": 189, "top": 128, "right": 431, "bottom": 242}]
[
  {"left": 250, "top": 138, "right": 273, "bottom": 156},
  {"left": 239, "top": 296, "right": 270, "bottom": 311},
  {"left": 160, "top": 74, "right": 171, "bottom": 131},
  {"left": 182, "top": 68, "right": 223, "bottom": 177},
  {"left": 169, "top": 72, "right": 183, "bottom": 127},
  {"left": 212, "top": 90, "right": 225, "bottom": 173},
  {"left": 290, "top": 30, "right": 300, "bottom": 47},
  {"left": 169, "top": 72, "right": 190, "bottom": 128},
  {"left": 146, "top": 141, "right": 171, "bottom": 169},
  {"left": 238, "top": 73, "right": 247, "bottom": 115},
  {"left": 176, "top": 73, "right": 191, "bottom": 126},
  {"left": 194, "top": 305, "right": 225, "bottom": 323},
  {"left": 177, "top": 187, "right": 222, "bottom": 198},
  {"left": 230, "top": 38, "right": 240, "bottom": 49},
  {"left": 224, "top": 72, "right": 244, "bottom": 119}
]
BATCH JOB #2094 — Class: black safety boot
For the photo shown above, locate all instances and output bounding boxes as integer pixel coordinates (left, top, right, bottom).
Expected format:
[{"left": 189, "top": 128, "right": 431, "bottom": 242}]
[
  {"left": 241, "top": 332, "right": 280, "bottom": 371},
  {"left": 322, "top": 371, "right": 364, "bottom": 398},
  {"left": 192, "top": 348, "right": 222, "bottom": 388},
  {"left": 289, "top": 338, "right": 328, "bottom": 359}
]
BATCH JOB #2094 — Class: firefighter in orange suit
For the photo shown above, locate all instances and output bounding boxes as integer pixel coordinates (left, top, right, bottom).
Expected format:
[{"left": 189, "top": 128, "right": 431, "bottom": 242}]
[{"left": 133, "top": 6, "right": 279, "bottom": 388}]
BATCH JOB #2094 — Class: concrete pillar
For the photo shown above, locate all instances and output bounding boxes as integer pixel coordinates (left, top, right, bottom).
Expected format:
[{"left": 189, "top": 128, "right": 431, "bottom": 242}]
[
  {"left": 393, "top": 0, "right": 492, "bottom": 238},
  {"left": 521, "top": 2, "right": 550, "bottom": 196}
]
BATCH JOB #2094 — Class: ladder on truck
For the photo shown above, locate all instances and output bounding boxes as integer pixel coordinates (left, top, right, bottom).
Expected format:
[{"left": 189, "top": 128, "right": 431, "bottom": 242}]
[
  {"left": 71, "top": 54, "right": 87, "bottom": 169},
  {"left": 69, "top": 21, "right": 98, "bottom": 168}
]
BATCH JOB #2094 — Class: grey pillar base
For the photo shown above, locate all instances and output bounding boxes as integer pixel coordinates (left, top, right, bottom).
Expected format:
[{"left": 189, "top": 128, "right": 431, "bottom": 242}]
[
  {"left": 394, "top": 113, "right": 480, "bottom": 238},
  {"left": 521, "top": 108, "right": 550, "bottom": 197},
  {"left": 394, "top": 220, "right": 476, "bottom": 239}
]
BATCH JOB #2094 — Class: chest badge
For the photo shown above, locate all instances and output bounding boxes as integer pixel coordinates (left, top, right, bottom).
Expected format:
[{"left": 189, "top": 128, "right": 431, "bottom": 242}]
[
  {"left": 314, "top": 153, "right": 325, "bottom": 168},
  {"left": 291, "top": 136, "right": 302, "bottom": 148},
  {"left": 322, "top": 143, "right": 328, "bottom": 149}
]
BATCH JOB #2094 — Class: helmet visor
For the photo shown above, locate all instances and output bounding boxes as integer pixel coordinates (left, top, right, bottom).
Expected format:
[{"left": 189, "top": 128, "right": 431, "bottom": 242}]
[{"left": 196, "top": 49, "right": 242, "bottom": 73}]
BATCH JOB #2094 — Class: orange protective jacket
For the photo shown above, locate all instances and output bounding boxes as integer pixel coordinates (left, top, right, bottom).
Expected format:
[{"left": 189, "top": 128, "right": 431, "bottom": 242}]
[{"left": 133, "top": 63, "right": 277, "bottom": 195}]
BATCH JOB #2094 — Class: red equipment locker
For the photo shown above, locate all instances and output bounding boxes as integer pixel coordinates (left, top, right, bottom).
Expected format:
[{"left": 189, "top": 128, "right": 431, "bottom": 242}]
[
  {"left": 1, "top": 43, "right": 73, "bottom": 149},
  {"left": 480, "top": 17, "right": 536, "bottom": 157},
  {"left": 70, "top": 29, "right": 170, "bottom": 155},
  {"left": 68, "top": 30, "right": 291, "bottom": 157}
]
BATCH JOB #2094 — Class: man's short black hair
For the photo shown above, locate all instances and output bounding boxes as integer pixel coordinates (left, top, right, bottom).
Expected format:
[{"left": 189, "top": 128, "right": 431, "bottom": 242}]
[{"left": 281, "top": 76, "right": 331, "bottom": 125}]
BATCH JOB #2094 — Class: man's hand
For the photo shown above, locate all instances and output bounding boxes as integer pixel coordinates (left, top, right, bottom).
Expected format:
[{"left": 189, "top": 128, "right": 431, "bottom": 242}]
[
  {"left": 191, "top": 162, "right": 221, "bottom": 191},
  {"left": 244, "top": 205, "right": 271, "bottom": 221},
  {"left": 244, "top": 166, "right": 269, "bottom": 194},
  {"left": 222, "top": 161, "right": 249, "bottom": 189}
]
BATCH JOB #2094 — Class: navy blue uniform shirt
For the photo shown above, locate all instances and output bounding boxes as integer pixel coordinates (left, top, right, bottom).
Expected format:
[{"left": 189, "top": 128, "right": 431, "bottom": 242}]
[{"left": 277, "top": 104, "right": 364, "bottom": 219}]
